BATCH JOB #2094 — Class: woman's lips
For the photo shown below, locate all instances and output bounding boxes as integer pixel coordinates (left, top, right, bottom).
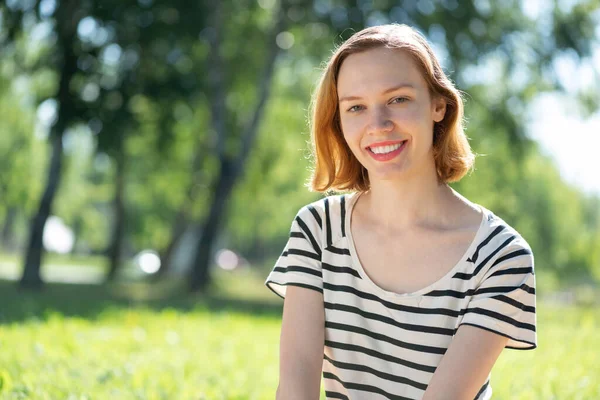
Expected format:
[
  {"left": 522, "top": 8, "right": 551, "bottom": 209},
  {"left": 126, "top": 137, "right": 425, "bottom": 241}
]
[{"left": 367, "top": 140, "right": 407, "bottom": 161}]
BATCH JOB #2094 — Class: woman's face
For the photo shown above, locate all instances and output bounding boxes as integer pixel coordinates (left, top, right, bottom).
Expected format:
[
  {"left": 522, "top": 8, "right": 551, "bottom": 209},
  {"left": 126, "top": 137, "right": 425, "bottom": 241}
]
[{"left": 336, "top": 47, "right": 446, "bottom": 183}]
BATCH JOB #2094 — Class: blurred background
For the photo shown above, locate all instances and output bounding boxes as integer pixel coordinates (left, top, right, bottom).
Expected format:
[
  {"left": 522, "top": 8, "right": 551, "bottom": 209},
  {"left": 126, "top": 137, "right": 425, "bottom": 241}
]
[{"left": 0, "top": 0, "right": 599, "bottom": 398}]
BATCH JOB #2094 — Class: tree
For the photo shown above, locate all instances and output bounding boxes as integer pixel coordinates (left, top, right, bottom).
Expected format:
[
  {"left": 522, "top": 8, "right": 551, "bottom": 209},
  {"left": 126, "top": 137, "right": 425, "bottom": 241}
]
[
  {"left": 10, "top": 0, "right": 88, "bottom": 289},
  {"left": 183, "top": 0, "right": 290, "bottom": 291}
]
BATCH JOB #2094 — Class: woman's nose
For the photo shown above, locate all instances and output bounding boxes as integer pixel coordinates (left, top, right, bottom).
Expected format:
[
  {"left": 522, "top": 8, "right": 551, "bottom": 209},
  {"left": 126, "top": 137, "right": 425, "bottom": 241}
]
[{"left": 367, "top": 107, "right": 394, "bottom": 134}]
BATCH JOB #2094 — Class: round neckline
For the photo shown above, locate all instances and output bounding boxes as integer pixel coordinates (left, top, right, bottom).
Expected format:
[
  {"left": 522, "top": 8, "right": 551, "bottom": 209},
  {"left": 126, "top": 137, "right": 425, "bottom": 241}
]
[{"left": 344, "top": 191, "right": 489, "bottom": 299}]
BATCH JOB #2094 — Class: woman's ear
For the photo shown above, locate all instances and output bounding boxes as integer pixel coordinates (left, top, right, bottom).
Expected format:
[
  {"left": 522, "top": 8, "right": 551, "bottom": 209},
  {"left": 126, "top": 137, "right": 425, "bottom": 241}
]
[{"left": 432, "top": 96, "right": 447, "bottom": 123}]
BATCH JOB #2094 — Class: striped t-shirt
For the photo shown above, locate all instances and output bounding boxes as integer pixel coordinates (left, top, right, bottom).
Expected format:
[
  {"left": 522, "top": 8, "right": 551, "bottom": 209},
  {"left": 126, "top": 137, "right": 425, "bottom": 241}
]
[{"left": 265, "top": 192, "right": 537, "bottom": 400}]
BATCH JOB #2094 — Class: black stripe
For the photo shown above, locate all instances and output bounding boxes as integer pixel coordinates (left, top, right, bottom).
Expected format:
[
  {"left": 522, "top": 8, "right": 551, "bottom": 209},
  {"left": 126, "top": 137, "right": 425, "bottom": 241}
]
[
  {"left": 322, "top": 263, "right": 361, "bottom": 279},
  {"left": 458, "top": 323, "right": 537, "bottom": 350},
  {"left": 474, "top": 283, "right": 535, "bottom": 296},
  {"left": 454, "top": 235, "right": 516, "bottom": 280},
  {"left": 452, "top": 272, "right": 476, "bottom": 280},
  {"left": 323, "top": 354, "right": 428, "bottom": 391},
  {"left": 326, "top": 321, "right": 446, "bottom": 354},
  {"left": 491, "top": 248, "right": 532, "bottom": 268},
  {"left": 290, "top": 231, "right": 304, "bottom": 238},
  {"left": 273, "top": 265, "right": 322, "bottom": 278},
  {"left": 325, "top": 245, "right": 351, "bottom": 256},
  {"left": 340, "top": 195, "right": 347, "bottom": 237},
  {"left": 324, "top": 342, "right": 436, "bottom": 374},
  {"left": 323, "top": 283, "right": 461, "bottom": 317},
  {"left": 285, "top": 248, "right": 321, "bottom": 261},
  {"left": 324, "top": 197, "right": 332, "bottom": 248},
  {"left": 323, "top": 372, "right": 416, "bottom": 400},
  {"left": 325, "top": 391, "right": 349, "bottom": 400},
  {"left": 464, "top": 307, "right": 536, "bottom": 331},
  {"left": 324, "top": 302, "right": 455, "bottom": 336},
  {"left": 491, "top": 294, "right": 535, "bottom": 313},
  {"left": 489, "top": 266, "right": 533, "bottom": 278},
  {"left": 425, "top": 283, "right": 534, "bottom": 298},
  {"left": 467, "top": 225, "right": 506, "bottom": 263},
  {"left": 521, "top": 284, "right": 535, "bottom": 294},
  {"left": 307, "top": 205, "right": 322, "bottom": 229},
  {"left": 425, "top": 288, "right": 477, "bottom": 298},
  {"left": 295, "top": 216, "right": 322, "bottom": 257},
  {"left": 474, "top": 379, "right": 490, "bottom": 400}
]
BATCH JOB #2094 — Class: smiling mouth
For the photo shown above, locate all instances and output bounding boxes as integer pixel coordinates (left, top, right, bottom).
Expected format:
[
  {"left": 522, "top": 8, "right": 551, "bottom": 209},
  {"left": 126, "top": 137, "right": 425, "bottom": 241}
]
[{"left": 367, "top": 140, "right": 407, "bottom": 154}]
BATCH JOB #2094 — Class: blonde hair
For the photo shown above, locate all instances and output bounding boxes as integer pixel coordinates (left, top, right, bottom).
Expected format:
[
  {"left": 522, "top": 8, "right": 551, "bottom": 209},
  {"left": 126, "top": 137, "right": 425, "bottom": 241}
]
[{"left": 308, "top": 24, "right": 474, "bottom": 192}]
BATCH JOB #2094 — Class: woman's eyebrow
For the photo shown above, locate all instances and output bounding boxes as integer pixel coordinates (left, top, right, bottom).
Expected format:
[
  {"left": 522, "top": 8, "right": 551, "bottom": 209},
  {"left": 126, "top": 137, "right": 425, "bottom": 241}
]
[{"left": 338, "top": 84, "right": 415, "bottom": 103}]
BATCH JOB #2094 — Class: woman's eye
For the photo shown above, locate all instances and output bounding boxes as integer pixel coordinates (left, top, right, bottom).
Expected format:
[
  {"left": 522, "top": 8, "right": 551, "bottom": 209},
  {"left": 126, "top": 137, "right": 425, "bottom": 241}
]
[
  {"left": 347, "top": 105, "right": 364, "bottom": 112},
  {"left": 391, "top": 97, "right": 408, "bottom": 104},
  {"left": 346, "top": 98, "right": 406, "bottom": 112}
]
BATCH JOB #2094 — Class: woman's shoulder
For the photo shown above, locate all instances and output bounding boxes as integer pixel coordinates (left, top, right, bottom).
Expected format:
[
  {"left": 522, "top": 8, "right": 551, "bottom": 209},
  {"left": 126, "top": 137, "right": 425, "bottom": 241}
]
[
  {"left": 293, "top": 193, "right": 356, "bottom": 243},
  {"left": 476, "top": 205, "right": 534, "bottom": 258},
  {"left": 296, "top": 192, "right": 355, "bottom": 219}
]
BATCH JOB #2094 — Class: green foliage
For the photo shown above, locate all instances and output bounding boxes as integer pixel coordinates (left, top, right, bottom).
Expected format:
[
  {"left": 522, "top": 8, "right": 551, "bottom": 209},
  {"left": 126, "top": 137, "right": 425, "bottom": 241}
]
[
  {"left": 0, "top": 80, "right": 39, "bottom": 210},
  {"left": 225, "top": 64, "right": 322, "bottom": 260},
  {"left": 453, "top": 102, "right": 600, "bottom": 284},
  {"left": 0, "top": 75, "right": 49, "bottom": 251},
  {"left": 0, "top": 0, "right": 599, "bottom": 286}
]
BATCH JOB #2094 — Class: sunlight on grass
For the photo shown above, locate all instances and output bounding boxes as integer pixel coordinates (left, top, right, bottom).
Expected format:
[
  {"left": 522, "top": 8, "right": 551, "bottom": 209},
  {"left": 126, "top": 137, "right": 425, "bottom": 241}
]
[
  {"left": 492, "top": 304, "right": 600, "bottom": 399},
  {"left": 0, "top": 305, "right": 281, "bottom": 399}
]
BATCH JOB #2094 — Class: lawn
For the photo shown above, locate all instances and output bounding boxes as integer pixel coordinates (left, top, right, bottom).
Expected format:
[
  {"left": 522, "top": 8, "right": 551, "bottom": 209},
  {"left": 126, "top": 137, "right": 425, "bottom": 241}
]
[{"left": 0, "top": 268, "right": 598, "bottom": 399}]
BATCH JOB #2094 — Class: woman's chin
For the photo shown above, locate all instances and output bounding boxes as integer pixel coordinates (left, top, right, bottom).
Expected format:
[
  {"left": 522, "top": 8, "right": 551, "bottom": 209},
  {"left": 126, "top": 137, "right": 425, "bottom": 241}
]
[{"left": 367, "top": 164, "right": 411, "bottom": 182}]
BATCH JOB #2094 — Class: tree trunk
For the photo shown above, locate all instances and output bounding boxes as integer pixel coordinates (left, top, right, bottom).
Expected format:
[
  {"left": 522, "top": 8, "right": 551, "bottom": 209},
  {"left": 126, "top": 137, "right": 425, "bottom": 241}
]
[
  {"left": 105, "top": 150, "right": 126, "bottom": 282},
  {"left": 189, "top": 159, "right": 236, "bottom": 292},
  {"left": 1, "top": 207, "right": 17, "bottom": 251},
  {"left": 186, "top": 0, "right": 288, "bottom": 292},
  {"left": 18, "top": 0, "right": 81, "bottom": 290},
  {"left": 20, "top": 134, "right": 65, "bottom": 289},
  {"left": 154, "top": 146, "right": 206, "bottom": 280},
  {"left": 153, "top": 207, "right": 189, "bottom": 280},
  {"left": 70, "top": 216, "right": 83, "bottom": 253}
]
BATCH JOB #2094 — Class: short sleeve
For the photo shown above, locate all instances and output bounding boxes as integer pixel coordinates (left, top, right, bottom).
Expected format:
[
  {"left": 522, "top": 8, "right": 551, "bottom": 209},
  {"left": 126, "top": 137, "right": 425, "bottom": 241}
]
[
  {"left": 459, "top": 237, "right": 537, "bottom": 349},
  {"left": 265, "top": 205, "right": 323, "bottom": 299}
]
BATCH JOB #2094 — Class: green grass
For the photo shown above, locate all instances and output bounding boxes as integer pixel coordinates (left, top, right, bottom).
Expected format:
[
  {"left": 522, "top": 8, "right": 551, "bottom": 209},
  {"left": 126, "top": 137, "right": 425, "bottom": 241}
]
[{"left": 0, "top": 269, "right": 599, "bottom": 399}]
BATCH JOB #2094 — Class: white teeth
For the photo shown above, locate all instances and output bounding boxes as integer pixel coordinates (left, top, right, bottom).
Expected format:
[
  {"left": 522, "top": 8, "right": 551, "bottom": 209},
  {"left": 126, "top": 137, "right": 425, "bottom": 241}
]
[{"left": 369, "top": 142, "right": 403, "bottom": 154}]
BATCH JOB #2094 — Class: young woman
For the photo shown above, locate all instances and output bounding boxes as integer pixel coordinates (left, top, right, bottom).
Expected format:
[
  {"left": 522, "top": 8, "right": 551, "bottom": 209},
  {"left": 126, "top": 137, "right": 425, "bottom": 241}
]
[{"left": 265, "top": 24, "right": 536, "bottom": 400}]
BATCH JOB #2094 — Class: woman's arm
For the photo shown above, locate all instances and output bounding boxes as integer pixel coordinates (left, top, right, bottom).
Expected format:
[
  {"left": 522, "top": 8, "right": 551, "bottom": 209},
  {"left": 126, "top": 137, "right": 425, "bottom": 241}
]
[
  {"left": 276, "top": 285, "right": 325, "bottom": 400},
  {"left": 421, "top": 325, "right": 509, "bottom": 400}
]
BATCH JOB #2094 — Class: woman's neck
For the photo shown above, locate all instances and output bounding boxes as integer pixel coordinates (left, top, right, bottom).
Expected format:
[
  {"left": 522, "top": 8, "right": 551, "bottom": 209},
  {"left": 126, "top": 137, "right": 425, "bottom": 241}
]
[{"left": 360, "top": 166, "right": 457, "bottom": 232}]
